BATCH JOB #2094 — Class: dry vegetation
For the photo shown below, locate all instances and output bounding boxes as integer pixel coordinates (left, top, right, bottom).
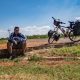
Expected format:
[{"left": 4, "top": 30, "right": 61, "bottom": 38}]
[{"left": 0, "top": 39, "right": 80, "bottom": 80}]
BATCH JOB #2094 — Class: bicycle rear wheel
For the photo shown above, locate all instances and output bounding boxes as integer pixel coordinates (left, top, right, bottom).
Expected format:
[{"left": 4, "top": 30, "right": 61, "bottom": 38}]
[{"left": 69, "top": 30, "right": 80, "bottom": 42}]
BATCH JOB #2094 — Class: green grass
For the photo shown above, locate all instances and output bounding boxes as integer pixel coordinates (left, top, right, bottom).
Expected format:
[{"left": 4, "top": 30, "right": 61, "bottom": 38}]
[
  {"left": 29, "top": 54, "right": 43, "bottom": 62},
  {"left": 0, "top": 61, "right": 80, "bottom": 80},
  {"left": 31, "top": 44, "right": 80, "bottom": 58},
  {"left": 46, "top": 45, "right": 80, "bottom": 57},
  {"left": 0, "top": 40, "right": 7, "bottom": 44}
]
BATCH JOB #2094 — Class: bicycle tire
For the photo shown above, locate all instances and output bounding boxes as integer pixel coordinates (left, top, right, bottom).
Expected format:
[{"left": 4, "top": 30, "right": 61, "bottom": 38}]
[
  {"left": 48, "top": 31, "right": 56, "bottom": 44},
  {"left": 69, "top": 30, "right": 80, "bottom": 42}
]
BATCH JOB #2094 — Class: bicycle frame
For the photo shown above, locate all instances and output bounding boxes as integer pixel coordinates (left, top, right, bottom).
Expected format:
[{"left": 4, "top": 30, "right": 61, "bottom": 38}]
[
  {"left": 54, "top": 26, "right": 64, "bottom": 33},
  {"left": 52, "top": 17, "right": 72, "bottom": 37}
]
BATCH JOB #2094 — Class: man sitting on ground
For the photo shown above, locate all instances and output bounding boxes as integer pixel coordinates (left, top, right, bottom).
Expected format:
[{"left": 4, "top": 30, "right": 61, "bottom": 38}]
[{"left": 7, "top": 27, "right": 26, "bottom": 58}]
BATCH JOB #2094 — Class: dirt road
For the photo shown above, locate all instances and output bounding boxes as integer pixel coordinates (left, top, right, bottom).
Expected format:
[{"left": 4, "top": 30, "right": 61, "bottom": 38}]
[{"left": 0, "top": 38, "right": 72, "bottom": 50}]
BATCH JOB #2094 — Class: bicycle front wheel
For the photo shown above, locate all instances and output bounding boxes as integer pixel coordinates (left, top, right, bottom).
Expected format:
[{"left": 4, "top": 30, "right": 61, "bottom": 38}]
[
  {"left": 48, "top": 35, "right": 54, "bottom": 44},
  {"left": 48, "top": 31, "right": 56, "bottom": 44},
  {"left": 69, "top": 30, "right": 80, "bottom": 42}
]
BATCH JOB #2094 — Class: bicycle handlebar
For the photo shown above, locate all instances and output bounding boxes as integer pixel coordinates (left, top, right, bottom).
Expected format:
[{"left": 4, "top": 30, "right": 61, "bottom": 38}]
[
  {"left": 61, "top": 22, "right": 66, "bottom": 24},
  {"left": 68, "top": 21, "right": 74, "bottom": 23},
  {"left": 52, "top": 17, "right": 55, "bottom": 20},
  {"left": 52, "top": 17, "right": 65, "bottom": 24}
]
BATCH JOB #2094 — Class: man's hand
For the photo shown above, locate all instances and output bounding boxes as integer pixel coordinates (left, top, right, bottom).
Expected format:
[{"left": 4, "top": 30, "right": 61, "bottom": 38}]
[{"left": 13, "top": 40, "right": 17, "bottom": 45}]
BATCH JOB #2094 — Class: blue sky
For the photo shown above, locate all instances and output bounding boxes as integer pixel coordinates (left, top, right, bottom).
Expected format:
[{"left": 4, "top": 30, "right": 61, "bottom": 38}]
[{"left": 0, "top": 0, "right": 80, "bottom": 37}]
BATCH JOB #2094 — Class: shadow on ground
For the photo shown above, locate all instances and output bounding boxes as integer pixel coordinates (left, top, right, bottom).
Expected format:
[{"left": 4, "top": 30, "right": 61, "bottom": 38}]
[
  {"left": 0, "top": 41, "right": 79, "bottom": 59},
  {"left": 0, "top": 49, "right": 24, "bottom": 59},
  {"left": 27, "top": 42, "right": 78, "bottom": 51}
]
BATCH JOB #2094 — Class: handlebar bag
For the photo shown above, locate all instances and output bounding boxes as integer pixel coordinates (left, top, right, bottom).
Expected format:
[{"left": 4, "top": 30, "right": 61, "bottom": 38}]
[{"left": 54, "top": 20, "right": 60, "bottom": 26}]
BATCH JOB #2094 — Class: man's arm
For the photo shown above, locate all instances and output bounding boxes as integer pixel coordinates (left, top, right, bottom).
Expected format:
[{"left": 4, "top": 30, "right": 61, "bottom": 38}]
[
  {"left": 8, "top": 33, "right": 18, "bottom": 44},
  {"left": 8, "top": 33, "right": 14, "bottom": 42},
  {"left": 19, "top": 33, "right": 26, "bottom": 41}
]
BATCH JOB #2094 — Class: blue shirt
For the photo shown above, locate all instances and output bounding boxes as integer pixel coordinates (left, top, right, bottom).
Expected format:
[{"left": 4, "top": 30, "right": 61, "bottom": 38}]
[{"left": 8, "top": 32, "right": 26, "bottom": 42}]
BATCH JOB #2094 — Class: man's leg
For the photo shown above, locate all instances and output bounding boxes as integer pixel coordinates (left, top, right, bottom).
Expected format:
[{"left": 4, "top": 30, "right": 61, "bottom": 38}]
[
  {"left": 7, "top": 42, "right": 17, "bottom": 59},
  {"left": 22, "top": 40, "right": 26, "bottom": 54},
  {"left": 7, "top": 42, "right": 13, "bottom": 55}
]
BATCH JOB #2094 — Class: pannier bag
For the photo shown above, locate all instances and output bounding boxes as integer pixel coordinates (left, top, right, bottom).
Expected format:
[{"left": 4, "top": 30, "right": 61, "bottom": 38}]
[
  {"left": 73, "top": 21, "right": 80, "bottom": 35},
  {"left": 48, "top": 30, "right": 54, "bottom": 37},
  {"left": 53, "top": 33, "right": 60, "bottom": 41}
]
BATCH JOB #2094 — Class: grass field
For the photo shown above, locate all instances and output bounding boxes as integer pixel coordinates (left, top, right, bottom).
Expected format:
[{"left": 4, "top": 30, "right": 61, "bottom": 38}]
[
  {"left": 0, "top": 40, "right": 7, "bottom": 44},
  {"left": 0, "top": 38, "right": 80, "bottom": 80},
  {"left": 28, "top": 44, "right": 80, "bottom": 57},
  {"left": 0, "top": 59, "right": 80, "bottom": 80}
]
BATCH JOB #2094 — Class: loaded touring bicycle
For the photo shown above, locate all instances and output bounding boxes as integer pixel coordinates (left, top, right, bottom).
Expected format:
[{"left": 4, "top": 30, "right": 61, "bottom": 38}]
[{"left": 48, "top": 17, "right": 80, "bottom": 44}]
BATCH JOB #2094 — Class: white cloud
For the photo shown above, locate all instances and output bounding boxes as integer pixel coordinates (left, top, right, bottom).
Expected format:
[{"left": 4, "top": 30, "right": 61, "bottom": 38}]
[
  {"left": 0, "top": 30, "right": 9, "bottom": 38},
  {"left": 0, "top": 26, "right": 50, "bottom": 38},
  {"left": 20, "top": 26, "right": 50, "bottom": 36},
  {"left": 75, "top": 17, "right": 80, "bottom": 20}
]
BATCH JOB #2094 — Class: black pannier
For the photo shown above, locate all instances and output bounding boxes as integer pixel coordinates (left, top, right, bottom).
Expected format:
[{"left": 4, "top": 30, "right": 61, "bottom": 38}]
[
  {"left": 53, "top": 33, "right": 60, "bottom": 41},
  {"left": 48, "top": 30, "right": 54, "bottom": 37},
  {"left": 73, "top": 21, "right": 80, "bottom": 35}
]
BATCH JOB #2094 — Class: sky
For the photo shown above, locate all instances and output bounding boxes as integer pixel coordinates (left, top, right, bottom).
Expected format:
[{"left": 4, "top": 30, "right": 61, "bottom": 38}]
[{"left": 0, "top": 0, "right": 80, "bottom": 38}]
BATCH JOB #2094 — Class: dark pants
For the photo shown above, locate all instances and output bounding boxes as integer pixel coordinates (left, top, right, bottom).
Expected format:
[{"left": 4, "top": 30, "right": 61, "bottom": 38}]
[
  {"left": 8, "top": 40, "right": 24, "bottom": 49},
  {"left": 7, "top": 40, "right": 26, "bottom": 58}
]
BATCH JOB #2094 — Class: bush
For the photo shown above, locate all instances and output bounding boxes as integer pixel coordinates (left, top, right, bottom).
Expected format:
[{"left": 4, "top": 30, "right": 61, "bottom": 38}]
[
  {"left": 27, "top": 35, "right": 48, "bottom": 39},
  {"left": 29, "top": 55, "right": 42, "bottom": 62}
]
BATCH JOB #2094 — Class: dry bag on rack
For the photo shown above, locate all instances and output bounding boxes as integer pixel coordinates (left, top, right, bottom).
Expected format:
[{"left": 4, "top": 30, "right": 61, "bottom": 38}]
[{"left": 73, "top": 21, "right": 80, "bottom": 35}]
